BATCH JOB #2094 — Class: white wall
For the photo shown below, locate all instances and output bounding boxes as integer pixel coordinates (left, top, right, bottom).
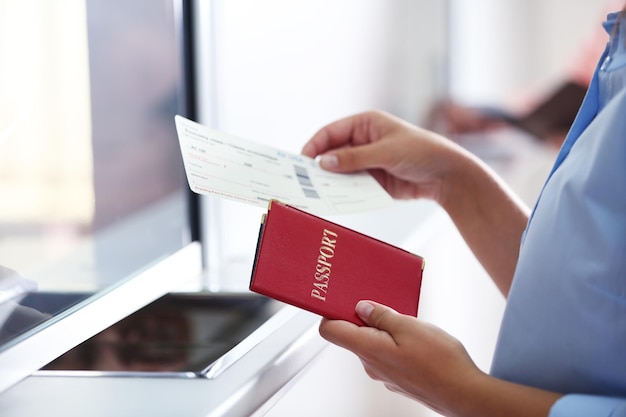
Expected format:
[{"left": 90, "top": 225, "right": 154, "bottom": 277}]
[
  {"left": 203, "top": 0, "right": 448, "bottom": 146},
  {"left": 193, "top": 0, "right": 449, "bottom": 290},
  {"left": 449, "top": 0, "right": 612, "bottom": 106}
]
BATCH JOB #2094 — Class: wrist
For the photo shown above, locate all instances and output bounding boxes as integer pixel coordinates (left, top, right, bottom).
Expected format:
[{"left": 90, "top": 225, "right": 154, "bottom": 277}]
[
  {"left": 435, "top": 143, "right": 486, "bottom": 213},
  {"left": 448, "top": 371, "right": 562, "bottom": 417}
]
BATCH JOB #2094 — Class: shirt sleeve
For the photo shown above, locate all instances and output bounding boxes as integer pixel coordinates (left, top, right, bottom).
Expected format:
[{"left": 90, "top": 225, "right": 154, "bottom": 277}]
[{"left": 550, "top": 394, "right": 626, "bottom": 417}]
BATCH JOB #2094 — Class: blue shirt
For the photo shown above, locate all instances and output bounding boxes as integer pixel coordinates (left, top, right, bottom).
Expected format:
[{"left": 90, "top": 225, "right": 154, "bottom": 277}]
[{"left": 490, "top": 12, "right": 626, "bottom": 417}]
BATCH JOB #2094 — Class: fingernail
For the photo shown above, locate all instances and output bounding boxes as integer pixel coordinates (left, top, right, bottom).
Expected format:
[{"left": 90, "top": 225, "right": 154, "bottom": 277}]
[
  {"left": 319, "top": 153, "right": 338, "bottom": 169},
  {"left": 356, "top": 300, "right": 375, "bottom": 320}
]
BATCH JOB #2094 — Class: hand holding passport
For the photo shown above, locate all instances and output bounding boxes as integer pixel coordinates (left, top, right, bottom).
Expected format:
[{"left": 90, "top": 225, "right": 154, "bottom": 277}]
[
  {"left": 249, "top": 201, "right": 424, "bottom": 325},
  {"left": 174, "top": 118, "right": 425, "bottom": 325}
]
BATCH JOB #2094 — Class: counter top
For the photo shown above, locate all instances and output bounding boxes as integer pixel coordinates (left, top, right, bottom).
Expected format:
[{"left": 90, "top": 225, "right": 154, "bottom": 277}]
[{"left": 0, "top": 305, "right": 326, "bottom": 417}]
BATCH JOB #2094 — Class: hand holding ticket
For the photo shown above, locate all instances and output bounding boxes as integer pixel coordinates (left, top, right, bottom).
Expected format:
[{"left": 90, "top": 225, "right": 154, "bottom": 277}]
[{"left": 175, "top": 116, "right": 393, "bottom": 216}]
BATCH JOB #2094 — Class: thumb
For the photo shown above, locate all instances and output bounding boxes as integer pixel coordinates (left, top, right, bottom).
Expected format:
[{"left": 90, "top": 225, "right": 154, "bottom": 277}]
[
  {"left": 317, "top": 142, "right": 385, "bottom": 173},
  {"left": 356, "top": 300, "right": 403, "bottom": 333}
]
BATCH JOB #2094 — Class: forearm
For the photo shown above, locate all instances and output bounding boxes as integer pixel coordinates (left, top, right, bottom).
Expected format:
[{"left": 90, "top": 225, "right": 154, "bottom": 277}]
[
  {"left": 447, "top": 371, "right": 562, "bottom": 417},
  {"left": 437, "top": 146, "right": 530, "bottom": 297}
]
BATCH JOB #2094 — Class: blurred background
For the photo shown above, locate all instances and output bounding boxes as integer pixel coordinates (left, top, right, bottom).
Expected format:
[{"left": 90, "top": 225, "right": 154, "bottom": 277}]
[{"left": 0, "top": 0, "right": 617, "bottom": 415}]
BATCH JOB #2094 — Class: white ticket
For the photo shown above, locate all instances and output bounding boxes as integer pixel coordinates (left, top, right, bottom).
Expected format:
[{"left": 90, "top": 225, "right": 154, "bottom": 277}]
[{"left": 175, "top": 115, "right": 393, "bottom": 215}]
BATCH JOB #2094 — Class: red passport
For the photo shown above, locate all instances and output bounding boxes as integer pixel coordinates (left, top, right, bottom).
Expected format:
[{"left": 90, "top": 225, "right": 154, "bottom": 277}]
[{"left": 249, "top": 201, "right": 425, "bottom": 325}]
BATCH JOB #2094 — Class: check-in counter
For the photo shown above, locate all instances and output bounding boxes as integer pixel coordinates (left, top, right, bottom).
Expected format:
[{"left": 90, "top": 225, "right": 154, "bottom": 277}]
[{"left": 0, "top": 292, "right": 326, "bottom": 417}]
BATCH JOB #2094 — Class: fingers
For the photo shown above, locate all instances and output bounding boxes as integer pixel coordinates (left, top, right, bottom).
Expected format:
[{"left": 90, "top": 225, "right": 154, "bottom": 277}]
[
  {"left": 318, "top": 318, "right": 375, "bottom": 354},
  {"left": 301, "top": 114, "right": 360, "bottom": 158},
  {"left": 317, "top": 141, "right": 389, "bottom": 173},
  {"left": 318, "top": 300, "right": 409, "bottom": 357},
  {"left": 318, "top": 318, "right": 359, "bottom": 346},
  {"left": 301, "top": 110, "right": 392, "bottom": 159},
  {"left": 356, "top": 300, "right": 406, "bottom": 336},
  {"left": 318, "top": 315, "right": 396, "bottom": 355}
]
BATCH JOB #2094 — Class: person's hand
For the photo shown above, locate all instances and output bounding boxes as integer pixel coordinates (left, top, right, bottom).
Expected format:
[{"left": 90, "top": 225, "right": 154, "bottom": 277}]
[
  {"left": 320, "top": 301, "right": 563, "bottom": 417},
  {"left": 302, "top": 110, "right": 471, "bottom": 204},
  {"left": 304, "top": 111, "right": 531, "bottom": 296},
  {"left": 319, "top": 300, "right": 483, "bottom": 416}
]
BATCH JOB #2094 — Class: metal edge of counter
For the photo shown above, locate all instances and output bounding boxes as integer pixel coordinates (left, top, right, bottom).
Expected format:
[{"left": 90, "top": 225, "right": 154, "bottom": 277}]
[
  {"left": 0, "top": 242, "right": 203, "bottom": 395},
  {"left": 0, "top": 307, "right": 326, "bottom": 417}
]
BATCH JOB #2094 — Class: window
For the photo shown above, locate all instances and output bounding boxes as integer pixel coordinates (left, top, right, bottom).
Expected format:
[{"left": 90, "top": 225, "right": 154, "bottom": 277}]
[{"left": 0, "top": 0, "right": 199, "bottom": 392}]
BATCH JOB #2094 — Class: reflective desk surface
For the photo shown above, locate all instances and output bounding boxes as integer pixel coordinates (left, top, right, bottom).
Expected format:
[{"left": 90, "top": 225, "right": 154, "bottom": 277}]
[{"left": 0, "top": 292, "right": 326, "bottom": 417}]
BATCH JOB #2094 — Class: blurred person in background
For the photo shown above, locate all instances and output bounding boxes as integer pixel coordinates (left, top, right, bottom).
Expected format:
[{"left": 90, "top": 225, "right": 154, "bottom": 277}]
[{"left": 427, "top": 0, "right": 623, "bottom": 151}]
